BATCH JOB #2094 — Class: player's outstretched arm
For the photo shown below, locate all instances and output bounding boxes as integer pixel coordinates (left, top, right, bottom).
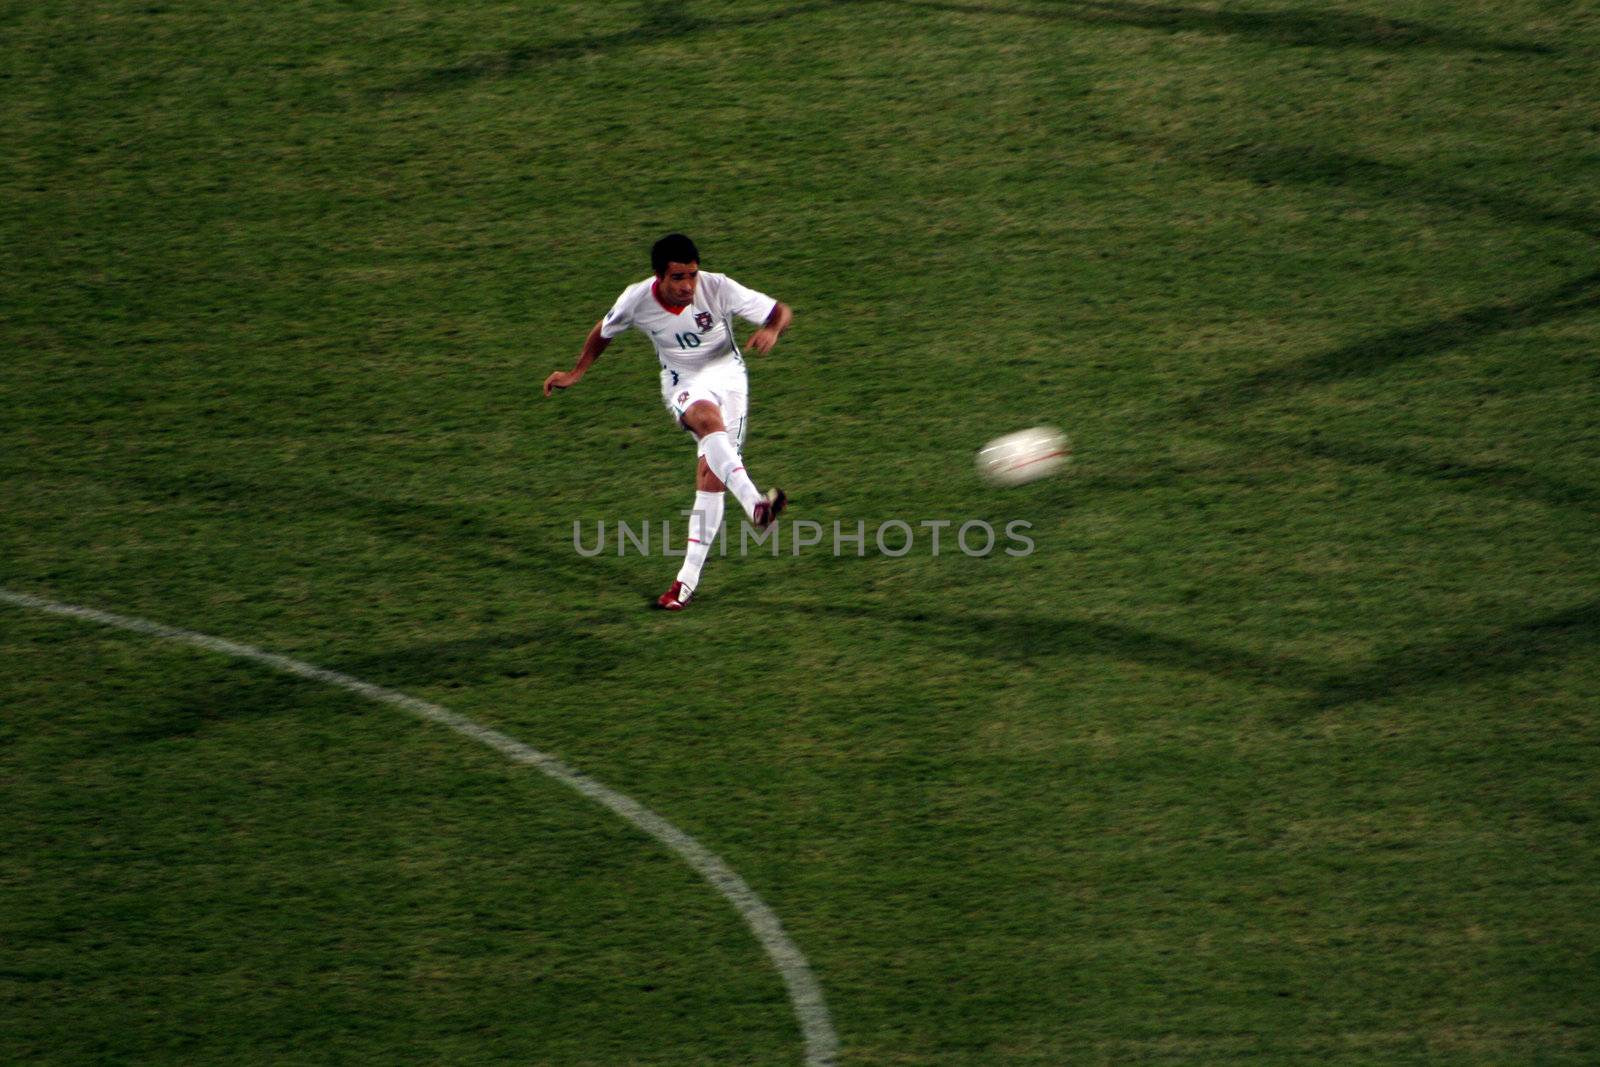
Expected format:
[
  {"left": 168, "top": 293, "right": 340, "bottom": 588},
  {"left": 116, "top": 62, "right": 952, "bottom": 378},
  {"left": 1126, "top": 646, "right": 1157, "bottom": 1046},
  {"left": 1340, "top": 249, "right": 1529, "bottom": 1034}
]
[
  {"left": 544, "top": 320, "right": 611, "bottom": 397},
  {"left": 745, "top": 301, "right": 793, "bottom": 355}
]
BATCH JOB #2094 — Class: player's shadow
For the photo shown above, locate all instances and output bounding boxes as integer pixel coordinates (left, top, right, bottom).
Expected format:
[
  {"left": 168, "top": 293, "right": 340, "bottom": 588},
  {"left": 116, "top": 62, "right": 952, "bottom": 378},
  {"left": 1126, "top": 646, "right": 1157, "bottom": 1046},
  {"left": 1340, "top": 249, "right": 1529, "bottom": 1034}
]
[
  {"left": 1181, "top": 268, "right": 1600, "bottom": 418},
  {"left": 71, "top": 661, "right": 339, "bottom": 755},
  {"left": 386, "top": 0, "right": 850, "bottom": 94},
  {"left": 90, "top": 623, "right": 625, "bottom": 753},
  {"left": 882, "top": 0, "right": 1553, "bottom": 54},
  {"left": 328, "top": 623, "right": 626, "bottom": 690},
  {"left": 105, "top": 468, "right": 592, "bottom": 583},
  {"left": 1292, "top": 597, "right": 1600, "bottom": 717}
]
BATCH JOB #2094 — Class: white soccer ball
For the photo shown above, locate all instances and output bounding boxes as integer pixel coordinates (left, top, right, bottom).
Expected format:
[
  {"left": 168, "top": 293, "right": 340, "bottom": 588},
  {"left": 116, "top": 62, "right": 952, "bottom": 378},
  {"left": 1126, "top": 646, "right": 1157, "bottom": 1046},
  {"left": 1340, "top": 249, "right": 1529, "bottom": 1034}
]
[{"left": 977, "top": 426, "right": 1070, "bottom": 487}]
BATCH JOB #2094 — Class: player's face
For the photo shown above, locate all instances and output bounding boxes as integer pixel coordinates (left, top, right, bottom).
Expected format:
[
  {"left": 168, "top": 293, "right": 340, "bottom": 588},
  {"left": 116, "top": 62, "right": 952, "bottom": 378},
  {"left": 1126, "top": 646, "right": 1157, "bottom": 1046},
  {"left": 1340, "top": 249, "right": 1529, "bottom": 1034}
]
[{"left": 658, "top": 261, "right": 699, "bottom": 305}]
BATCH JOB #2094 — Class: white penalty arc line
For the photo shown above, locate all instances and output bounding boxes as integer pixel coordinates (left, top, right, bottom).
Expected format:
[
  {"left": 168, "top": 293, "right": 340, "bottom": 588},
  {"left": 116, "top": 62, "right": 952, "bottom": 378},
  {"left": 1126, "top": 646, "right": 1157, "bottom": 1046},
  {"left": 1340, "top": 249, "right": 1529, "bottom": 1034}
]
[{"left": 0, "top": 588, "right": 838, "bottom": 1067}]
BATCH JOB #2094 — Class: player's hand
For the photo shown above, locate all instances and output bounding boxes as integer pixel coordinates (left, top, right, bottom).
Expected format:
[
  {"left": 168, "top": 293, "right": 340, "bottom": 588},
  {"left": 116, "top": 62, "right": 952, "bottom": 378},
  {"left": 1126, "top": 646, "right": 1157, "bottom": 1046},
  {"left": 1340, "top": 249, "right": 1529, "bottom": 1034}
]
[
  {"left": 745, "top": 326, "right": 780, "bottom": 354},
  {"left": 543, "top": 370, "right": 582, "bottom": 397}
]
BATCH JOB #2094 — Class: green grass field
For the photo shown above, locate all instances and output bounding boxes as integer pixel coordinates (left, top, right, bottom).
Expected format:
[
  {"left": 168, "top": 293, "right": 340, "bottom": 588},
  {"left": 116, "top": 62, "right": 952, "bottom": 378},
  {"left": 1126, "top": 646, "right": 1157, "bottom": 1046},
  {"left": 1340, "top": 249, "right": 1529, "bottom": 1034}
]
[{"left": 4, "top": 1, "right": 1598, "bottom": 1062}]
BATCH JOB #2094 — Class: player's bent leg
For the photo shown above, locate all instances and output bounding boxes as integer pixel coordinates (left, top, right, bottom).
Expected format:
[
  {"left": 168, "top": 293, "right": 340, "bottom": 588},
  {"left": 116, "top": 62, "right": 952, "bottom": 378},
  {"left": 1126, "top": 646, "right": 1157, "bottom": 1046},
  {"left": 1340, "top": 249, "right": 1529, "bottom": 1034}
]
[
  {"left": 686, "top": 401, "right": 781, "bottom": 525},
  {"left": 696, "top": 456, "right": 725, "bottom": 493},
  {"left": 698, "top": 431, "right": 766, "bottom": 522},
  {"left": 707, "top": 385, "right": 782, "bottom": 527}
]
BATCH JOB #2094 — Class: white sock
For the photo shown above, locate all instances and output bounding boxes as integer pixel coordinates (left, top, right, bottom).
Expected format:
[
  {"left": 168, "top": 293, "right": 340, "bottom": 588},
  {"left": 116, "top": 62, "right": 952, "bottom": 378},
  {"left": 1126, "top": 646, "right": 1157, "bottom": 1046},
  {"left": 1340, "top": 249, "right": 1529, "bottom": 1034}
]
[
  {"left": 699, "top": 430, "right": 762, "bottom": 519},
  {"left": 675, "top": 491, "right": 724, "bottom": 593}
]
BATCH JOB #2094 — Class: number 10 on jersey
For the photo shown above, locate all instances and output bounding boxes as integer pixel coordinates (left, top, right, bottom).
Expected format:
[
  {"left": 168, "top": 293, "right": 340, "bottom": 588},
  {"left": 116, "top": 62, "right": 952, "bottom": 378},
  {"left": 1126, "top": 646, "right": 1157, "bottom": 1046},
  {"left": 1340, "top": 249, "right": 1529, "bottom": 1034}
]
[{"left": 674, "top": 332, "right": 701, "bottom": 349}]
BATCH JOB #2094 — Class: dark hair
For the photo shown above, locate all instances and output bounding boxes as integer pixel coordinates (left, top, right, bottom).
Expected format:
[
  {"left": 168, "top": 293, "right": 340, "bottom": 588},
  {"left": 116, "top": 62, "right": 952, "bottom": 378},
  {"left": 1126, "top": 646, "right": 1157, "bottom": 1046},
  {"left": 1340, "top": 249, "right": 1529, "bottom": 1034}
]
[{"left": 651, "top": 233, "right": 700, "bottom": 276}]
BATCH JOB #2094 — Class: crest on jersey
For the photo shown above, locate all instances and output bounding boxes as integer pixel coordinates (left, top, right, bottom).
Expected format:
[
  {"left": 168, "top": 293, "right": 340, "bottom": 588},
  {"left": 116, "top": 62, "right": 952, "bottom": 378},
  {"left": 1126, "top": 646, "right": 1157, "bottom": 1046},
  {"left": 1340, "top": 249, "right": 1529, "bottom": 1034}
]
[
  {"left": 677, "top": 391, "right": 690, "bottom": 404},
  {"left": 694, "top": 311, "right": 713, "bottom": 330}
]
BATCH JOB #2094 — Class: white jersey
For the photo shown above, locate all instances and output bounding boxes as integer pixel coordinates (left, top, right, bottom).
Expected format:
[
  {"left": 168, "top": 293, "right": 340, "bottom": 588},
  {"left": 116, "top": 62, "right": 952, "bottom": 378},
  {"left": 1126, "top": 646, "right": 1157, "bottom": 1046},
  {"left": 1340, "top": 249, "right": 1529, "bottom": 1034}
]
[{"left": 599, "top": 271, "right": 777, "bottom": 375}]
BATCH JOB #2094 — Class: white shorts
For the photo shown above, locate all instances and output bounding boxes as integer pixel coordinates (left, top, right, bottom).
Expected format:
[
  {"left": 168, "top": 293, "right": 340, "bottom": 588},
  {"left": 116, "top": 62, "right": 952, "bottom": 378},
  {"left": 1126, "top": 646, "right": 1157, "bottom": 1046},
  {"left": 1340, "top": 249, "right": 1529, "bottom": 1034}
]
[{"left": 661, "top": 356, "right": 748, "bottom": 451}]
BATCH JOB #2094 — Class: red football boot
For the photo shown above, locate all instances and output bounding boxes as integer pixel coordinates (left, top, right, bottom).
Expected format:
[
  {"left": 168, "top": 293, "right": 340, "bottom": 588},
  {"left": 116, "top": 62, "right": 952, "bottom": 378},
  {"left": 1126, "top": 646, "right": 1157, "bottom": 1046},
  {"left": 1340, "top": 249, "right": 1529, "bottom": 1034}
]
[{"left": 656, "top": 580, "right": 693, "bottom": 611}]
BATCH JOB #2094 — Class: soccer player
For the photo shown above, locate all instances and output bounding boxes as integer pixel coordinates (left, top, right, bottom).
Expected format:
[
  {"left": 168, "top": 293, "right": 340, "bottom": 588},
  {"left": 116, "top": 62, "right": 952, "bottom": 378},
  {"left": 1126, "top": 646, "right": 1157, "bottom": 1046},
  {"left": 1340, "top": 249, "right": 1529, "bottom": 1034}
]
[{"left": 544, "top": 233, "right": 792, "bottom": 611}]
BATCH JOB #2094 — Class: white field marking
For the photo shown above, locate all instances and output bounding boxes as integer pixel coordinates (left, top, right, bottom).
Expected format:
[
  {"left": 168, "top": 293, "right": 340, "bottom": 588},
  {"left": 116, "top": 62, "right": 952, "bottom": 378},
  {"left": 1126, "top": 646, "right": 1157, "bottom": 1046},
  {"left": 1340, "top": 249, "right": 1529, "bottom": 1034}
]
[{"left": 0, "top": 588, "right": 838, "bottom": 1067}]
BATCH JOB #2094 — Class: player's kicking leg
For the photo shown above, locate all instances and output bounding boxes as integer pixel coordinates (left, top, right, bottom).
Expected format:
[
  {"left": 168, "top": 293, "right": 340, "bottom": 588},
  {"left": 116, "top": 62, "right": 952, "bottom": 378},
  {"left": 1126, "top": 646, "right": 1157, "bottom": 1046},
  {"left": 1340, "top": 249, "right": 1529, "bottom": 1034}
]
[
  {"left": 686, "top": 400, "right": 784, "bottom": 529},
  {"left": 657, "top": 399, "right": 784, "bottom": 611}
]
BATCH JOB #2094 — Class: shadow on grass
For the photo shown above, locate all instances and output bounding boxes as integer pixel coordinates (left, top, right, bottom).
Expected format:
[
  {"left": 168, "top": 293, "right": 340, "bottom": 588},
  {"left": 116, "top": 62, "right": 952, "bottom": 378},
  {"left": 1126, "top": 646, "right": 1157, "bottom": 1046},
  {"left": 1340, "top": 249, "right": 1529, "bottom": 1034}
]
[
  {"left": 329, "top": 624, "right": 625, "bottom": 690},
  {"left": 884, "top": 0, "right": 1553, "bottom": 54},
  {"left": 1167, "top": 146, "right": 1599, "bottom": 515},
  {"left": 106, "top": 469, "right": 593, "bottom": 584},
  {"left": 385, "top": 0, "right": 1547, "bottom": 95},
  {"left": 81, "top": 663, "right": 337, "bottom": 753},
  {"left": 1262, "top": 435, "right": 1600, "bottom": 517},
  {"left": 1298, "top": 597, "right": 1600, "bottom": 715},
  {"left": 785, "top": 600, "right": 1317, "bottom": 692},
  {"left": 1198, "top": 143, "right": 1600, "bottom": 236},
  {"left": 781, "top": 595, "right": 1600, "bottom": 722},
  {"left": 385, "top": 0, "right": 849, "bottom": 94},
  {"left": 89, "top": 619, "right": 626, "bottom": 753},
  {"left": 1183, "top": 268, "right": 1600, "bottom": 416}
]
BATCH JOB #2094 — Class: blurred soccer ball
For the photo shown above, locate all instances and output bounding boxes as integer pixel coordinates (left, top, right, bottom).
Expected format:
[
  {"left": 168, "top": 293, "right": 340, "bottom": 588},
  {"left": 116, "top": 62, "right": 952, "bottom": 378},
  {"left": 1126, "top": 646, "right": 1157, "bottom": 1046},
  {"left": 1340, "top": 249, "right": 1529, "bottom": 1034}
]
[{"left": 977, "top": 426, "right": 1070, "bottom": 487}]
